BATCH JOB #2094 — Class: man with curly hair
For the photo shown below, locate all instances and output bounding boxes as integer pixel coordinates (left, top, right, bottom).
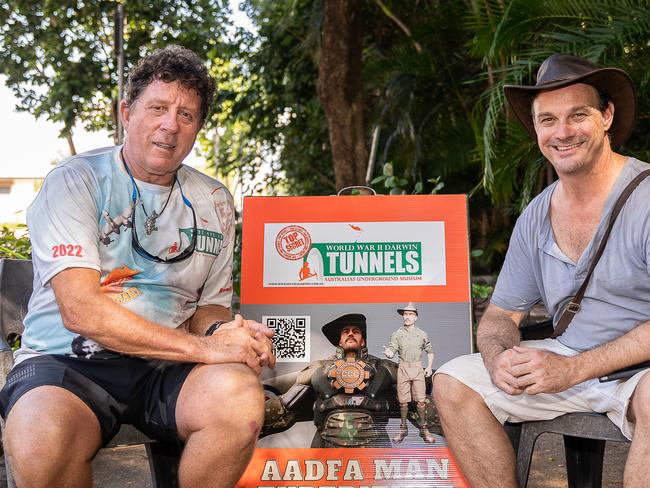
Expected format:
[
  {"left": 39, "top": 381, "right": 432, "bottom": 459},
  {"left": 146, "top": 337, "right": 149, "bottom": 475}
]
[{"left": 0, "top": 45, "right": 275, "bottom": 488}]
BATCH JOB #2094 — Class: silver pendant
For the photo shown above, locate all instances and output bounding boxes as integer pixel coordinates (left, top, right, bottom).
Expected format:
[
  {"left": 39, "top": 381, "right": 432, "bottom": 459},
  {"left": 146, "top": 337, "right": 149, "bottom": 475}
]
[{"left": 144, "top": 210, "right": 159, "bottom": 235}]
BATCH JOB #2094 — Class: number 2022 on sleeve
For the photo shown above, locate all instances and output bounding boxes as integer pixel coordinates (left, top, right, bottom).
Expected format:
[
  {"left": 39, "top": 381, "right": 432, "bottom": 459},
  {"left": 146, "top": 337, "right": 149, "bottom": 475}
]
[{"left": 52, "top": 244, "right": 84, "bottom": 258}]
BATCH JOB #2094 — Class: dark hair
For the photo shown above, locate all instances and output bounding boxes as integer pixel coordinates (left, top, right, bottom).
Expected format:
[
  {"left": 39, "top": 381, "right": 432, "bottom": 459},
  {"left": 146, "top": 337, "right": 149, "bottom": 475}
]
[
  {"left": 125, "top": 45, "right": 215, "bottom": 126},
  {"left": 595, "top": 88, "right": 610, "bottom": 112}
]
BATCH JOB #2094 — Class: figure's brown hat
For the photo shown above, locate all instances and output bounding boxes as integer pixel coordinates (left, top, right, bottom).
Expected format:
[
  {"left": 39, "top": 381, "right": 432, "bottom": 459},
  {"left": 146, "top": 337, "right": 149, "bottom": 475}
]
[
  {"left": 321, "top": 313, "right": 367, "bottom": 347},
  {"left": 397, "top": 302, "right": 418, "bottom": 316},
  {"left": 504, "top": 54, "right": 636, "bottom": 148}
]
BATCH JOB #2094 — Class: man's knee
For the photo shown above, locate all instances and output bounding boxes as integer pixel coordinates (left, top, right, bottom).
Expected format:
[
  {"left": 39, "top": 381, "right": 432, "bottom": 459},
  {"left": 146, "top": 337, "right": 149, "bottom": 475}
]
[
  {"left": 4, "top": 387, "right": 100, "bottom": 479},
  {"left": 630, "top": 372, "right": 650, "bottom": 425},
  {"left": 202, "top": 363, "right": 262, "bottom": 403},
  {"left": 177, "top": 364, "right": 264, "bottom": 439},
  {"left": 433, "top": 373, "right": 482, "bottom": 413},
  {"left": 186, "top": 363, "right": 262, "bottom": 407}
]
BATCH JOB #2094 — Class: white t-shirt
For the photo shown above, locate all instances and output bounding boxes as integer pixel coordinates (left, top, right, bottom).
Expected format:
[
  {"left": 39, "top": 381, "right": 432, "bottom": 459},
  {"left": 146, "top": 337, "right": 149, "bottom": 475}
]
[{"left": 17, "top": 146, "right": 234, "bottom": 361}]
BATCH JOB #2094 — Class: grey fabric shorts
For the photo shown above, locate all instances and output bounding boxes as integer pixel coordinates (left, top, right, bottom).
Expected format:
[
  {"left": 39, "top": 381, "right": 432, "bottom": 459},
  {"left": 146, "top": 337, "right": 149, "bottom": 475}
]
[{"left": 0, "top": 354, "right": 195, "bottom": 446}]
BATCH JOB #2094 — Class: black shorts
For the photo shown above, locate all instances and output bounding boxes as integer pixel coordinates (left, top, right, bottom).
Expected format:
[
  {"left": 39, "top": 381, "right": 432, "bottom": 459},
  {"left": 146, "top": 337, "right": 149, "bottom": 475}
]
[{"left": 0, "top": 354, "right": 195, "bottom": 446}]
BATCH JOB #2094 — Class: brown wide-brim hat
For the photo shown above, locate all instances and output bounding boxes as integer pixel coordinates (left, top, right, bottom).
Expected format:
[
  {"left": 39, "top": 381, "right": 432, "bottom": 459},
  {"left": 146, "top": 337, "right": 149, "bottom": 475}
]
[
  {"left": 397, "top": 302, "right": 418, "bottom": 316},
  {"left": 321, "top": 313, "right": 367, "bottom": 347},
  {"left": 504, "top": 54, "right": 637, "bottom": 148}
]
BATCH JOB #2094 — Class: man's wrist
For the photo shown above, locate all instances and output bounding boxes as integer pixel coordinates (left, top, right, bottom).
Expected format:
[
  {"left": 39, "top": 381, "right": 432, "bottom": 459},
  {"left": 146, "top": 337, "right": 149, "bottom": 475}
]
[
  {"left": 205, "top": 320, "right": 227, "bottom": 336},
  {"left": 481, "top": 345, "right": 506, "bottom": 367},
  {"left": 483, "top": 345, "right": 513, "bottom": 380},
  {"left": 566, "top": 352, "right": 590, "bottom": 384}
]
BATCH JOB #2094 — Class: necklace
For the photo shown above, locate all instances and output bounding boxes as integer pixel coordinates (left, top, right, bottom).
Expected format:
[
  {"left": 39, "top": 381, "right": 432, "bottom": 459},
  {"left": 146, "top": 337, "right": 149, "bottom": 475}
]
[
  {"left": 140, "top": 181, "right": 175, "bottom": 235},
  {"left": 121, "top": 150, "right": 176, "bottom": 235}
]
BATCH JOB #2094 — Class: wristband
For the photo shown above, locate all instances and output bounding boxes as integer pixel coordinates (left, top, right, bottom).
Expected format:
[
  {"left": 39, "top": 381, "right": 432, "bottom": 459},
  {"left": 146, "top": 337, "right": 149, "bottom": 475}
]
[{"left": 205, "top": 320, "right": 226, "bottom": 336}]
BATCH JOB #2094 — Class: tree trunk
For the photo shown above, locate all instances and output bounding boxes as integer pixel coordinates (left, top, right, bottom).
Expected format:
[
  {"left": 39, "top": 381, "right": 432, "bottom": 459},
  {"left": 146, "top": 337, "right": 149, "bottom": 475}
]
[
  {"left": 317, "top": 0, "right": 368, "bottom": 191},
  {"left": 66, "top": 131, "right": 77, "bottom": 156}
]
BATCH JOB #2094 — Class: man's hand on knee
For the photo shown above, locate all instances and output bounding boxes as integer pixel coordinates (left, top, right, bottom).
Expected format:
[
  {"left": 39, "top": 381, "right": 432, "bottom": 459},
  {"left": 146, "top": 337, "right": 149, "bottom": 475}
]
[
  {"left": 241, "top": 316, "right": 274, "bottom": 339},
  {"left": 203, "top": 314, "right": 276, "bottom": 372},
  {"left": 241, "top": 316, "right": 277, "bottom": 369},
  {"left": 486, "top": 348, "right": 525, "bottom": 395},
  {"left": 509, "top": 346, "right": 577, "bottom": 394}
]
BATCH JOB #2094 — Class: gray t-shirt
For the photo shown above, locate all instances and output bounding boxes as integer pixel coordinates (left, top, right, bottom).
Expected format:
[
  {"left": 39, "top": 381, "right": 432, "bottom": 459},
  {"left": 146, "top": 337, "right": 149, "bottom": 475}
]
[{"left": 491, "top": 157, "right": 650, "bottom": 352}]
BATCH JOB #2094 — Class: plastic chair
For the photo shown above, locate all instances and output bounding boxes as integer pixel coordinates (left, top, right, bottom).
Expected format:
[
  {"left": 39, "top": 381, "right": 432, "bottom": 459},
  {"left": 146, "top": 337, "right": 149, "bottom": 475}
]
[
  {"left": 512, "top": 412, "right": 628, "bottom": 488},
  {"left": 0, "top": 258, "right": 181, "bottom": 488},
  {"left": 510, "top": 320, "right": 631, "bottom": 488}
]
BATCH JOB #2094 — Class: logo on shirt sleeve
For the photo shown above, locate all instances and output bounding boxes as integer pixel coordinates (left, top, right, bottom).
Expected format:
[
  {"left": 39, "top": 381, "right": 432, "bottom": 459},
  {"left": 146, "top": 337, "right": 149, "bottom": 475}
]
[{"left": 51, "top": 244, "right": 83, "bottom": 258}]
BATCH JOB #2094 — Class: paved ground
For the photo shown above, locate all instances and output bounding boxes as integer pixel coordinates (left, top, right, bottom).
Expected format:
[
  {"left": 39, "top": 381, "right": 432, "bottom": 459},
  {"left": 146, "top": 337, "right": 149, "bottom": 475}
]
[
  {"left": 527, "top": 433, "right": 627, "bottom": 487},
  {"left": 0, "top": 433, "right": 629, "bottom": 487},
  {"left": 0, "top": 445, "right": 153, "bottom": 488}
]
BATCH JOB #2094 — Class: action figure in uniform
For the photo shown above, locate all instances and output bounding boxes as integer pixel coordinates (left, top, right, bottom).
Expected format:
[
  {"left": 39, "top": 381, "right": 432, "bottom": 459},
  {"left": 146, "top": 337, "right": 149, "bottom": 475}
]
[{"left": 383, "top": 302, "right": 436, "bottom": 443}]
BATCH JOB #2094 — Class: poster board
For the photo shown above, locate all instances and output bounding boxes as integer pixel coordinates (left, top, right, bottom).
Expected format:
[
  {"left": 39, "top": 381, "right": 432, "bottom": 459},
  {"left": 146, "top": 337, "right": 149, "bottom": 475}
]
[{"left": 238, "top": 194, "right": 472, "bottom": 487}]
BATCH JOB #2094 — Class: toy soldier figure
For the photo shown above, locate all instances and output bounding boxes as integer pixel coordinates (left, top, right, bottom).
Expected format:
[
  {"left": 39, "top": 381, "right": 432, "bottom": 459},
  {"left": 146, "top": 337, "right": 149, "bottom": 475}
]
[{"left": 383, "top": 302, "right": 435, "bottom": 443}]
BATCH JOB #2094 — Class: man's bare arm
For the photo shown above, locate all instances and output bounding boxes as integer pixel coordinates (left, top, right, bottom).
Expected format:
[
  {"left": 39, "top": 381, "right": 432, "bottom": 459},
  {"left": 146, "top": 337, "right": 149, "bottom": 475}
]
[
  {"left": 52, "top": 267, "right": 272, "bottom": 371},
  {"left": 188, "top": 304, "right": 231, "bottom": 336},
  {"left": 573, "top": 321, "right": 650, "bottom": 380},
  {"left": 477, "top": 304, "right": 526, "bottom": 366},
  {"left": 513, "top": 319, "right": 650, "bottom": 395},
  {"left": 477, "top": 304, "right": 527, "bottom": 394}
]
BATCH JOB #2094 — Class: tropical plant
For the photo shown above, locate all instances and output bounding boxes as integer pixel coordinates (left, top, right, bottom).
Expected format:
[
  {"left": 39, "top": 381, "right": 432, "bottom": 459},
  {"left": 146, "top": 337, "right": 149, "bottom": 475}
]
[
  {"left": 219, "top": 1, "right": 484, "bottom": 196},
  {"left": 364, "top": 0, "right": 482, "bottom": 197},
  {"left": 204, "top": 0, "right": 336, "bottom": 196},
  {"left": 467, "top": 0, "right": 650, "bottom": 212},
  {"left": 0, "top": 225, "right": 31, "bottom": 260},
  {"left": 0, "top": 0, "right": 232, "bottom": 152}
]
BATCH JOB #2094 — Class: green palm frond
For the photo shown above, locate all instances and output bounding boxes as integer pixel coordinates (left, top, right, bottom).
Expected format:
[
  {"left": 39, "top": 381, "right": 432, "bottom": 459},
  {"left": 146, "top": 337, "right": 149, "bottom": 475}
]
[{"left": 467, "top": 0, "right": 650, "bottom": 208}]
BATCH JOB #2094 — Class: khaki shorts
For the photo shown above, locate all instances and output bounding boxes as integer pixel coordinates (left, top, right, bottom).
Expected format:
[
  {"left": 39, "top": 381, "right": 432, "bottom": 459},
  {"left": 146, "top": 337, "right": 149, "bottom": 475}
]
[
  {"left": 434, "top": 338, "right": 649, "bottom": 440},
  {"left": 397, "top": 361, "right": 426, "bottom": 403}
]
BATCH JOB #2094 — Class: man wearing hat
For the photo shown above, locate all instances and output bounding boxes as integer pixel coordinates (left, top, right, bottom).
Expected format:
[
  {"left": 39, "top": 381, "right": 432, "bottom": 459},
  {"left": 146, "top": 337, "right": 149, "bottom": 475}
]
[
  {"left": 434, "top": 53, "right": 650, "bottom": 487},
  {"left": 262, "top": 313, "right": 400, "bottom": 447},
  {"left": 383, "top": 302, "right": 435, "bottom": 443}
]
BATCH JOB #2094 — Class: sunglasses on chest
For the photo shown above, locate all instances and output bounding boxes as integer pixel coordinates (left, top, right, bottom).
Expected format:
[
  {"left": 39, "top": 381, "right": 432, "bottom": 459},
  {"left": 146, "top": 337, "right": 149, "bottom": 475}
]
[{"left": 121, "top": 154, "right": 197, "bottom": 263}]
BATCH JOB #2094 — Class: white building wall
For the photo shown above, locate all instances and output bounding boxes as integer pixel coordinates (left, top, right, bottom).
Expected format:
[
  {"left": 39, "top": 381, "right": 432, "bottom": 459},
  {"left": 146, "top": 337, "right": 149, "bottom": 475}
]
[{"left": 0, "top": 178, "right": 42, "bottom": 225}]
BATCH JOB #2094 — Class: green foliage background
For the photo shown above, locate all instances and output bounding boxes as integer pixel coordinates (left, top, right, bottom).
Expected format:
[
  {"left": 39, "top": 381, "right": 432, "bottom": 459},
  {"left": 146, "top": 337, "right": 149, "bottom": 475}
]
[
  {"left": 3, "top": 0, "right": 650, "bottom": 277},
  {"left": 0, "top": 225, "right": 31, "bottom": 260}
]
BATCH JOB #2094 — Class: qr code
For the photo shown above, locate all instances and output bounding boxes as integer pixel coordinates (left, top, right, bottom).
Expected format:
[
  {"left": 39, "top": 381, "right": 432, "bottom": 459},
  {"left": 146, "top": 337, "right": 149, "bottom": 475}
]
[{"left": 263, "top": 315, "right": 310, "bottom": 362}]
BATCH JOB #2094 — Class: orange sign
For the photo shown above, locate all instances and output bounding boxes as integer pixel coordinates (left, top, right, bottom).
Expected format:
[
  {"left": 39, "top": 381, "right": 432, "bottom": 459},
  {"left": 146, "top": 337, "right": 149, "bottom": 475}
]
[
  {"left": 240, "top": 194, "right": 472, "bottom": 488},
  {"left": 241, "top": 195, "right": 470, "bottom": 304},
  {"left": 238, "top": 448, "right": 468, "bottom": 487}
]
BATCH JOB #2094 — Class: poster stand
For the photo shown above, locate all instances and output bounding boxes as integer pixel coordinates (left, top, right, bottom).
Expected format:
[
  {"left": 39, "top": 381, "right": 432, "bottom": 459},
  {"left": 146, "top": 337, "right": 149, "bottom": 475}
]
[{"left": 237, "top": 193, "right": 472, "bottom": 487}]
